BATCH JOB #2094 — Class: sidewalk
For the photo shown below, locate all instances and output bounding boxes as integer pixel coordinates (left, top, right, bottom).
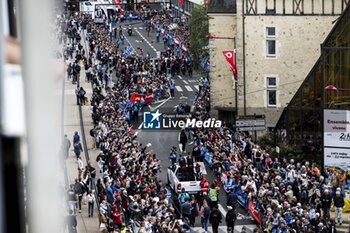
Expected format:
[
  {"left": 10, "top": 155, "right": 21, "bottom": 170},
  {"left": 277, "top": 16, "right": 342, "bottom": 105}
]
[{"left": 63, "top": 68, "right": 100, "bottom": 232}]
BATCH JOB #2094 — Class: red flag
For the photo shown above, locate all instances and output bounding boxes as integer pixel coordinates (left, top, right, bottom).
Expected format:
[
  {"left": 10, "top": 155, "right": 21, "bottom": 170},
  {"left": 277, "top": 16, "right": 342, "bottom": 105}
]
[
  {"left": 178, "top": 0, "right": 183, "bottom": 4},
  {"left": 129, "top": 93, "right": 153, "bottom": 104},
  {"left": 223, "top": 50, "right": 237, "bottom": 79},
  {"left": 144, "top": 94, "right": 153, "bottom": 104},
  {"left": 113, "top": 0, "right": 120, "bottom": 4}
]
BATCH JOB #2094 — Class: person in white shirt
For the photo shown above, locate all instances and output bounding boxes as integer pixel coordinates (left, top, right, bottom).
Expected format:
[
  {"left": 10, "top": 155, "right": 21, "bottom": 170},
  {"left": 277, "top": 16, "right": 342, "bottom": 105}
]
[
  {"left": 77, "top": 156, "right": 84, "bottom": 178},
  {"left": 87, "top": 191, "right": 95, "bottom": 217}
]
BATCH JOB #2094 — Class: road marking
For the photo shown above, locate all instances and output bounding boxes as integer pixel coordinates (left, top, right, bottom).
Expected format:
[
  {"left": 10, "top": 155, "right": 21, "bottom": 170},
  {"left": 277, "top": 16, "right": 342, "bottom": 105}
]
[
  {"left": 182, "top": 80, "right": 188, "bottom": 84},
  {"left": 135, "top": 29, "right": 157, "bottom": 53},
  {"left": 177, "top": 75, "right": 183, "bottom": 80},
  {"left": 135, "top": 40, "right": 142, "bottom": 43},
  {"left": 218, "top": 204, "right": 227, "bottom": 216},
  {"left": 175, "top": 86, "right": 183, "bottom": 92},
  {"left": 179, "top": 94, "right": 188, "bottom": 99},
  {"left": 138, "top": 123, "right": 143, "bottom": 129},
  {"left": 184, "top": 85, "right": 193, "bottom": 92},
  {"left": 188, "top": 80, "right": 197, "bottom": 83},
  {"left": 124, "top": 36, "right": 135, "bottom": 50},
  {"left": 123, "top": 27, "right": 127, "bottom": 30},
  {"left": 149, "top": 97, "right": 171, "bottom": 111},
  {"left": 153, "top": 98, "right": 169, "bottom": 104},
  {"left": 236, "top": 213, "right": 254, "bottom": 220},
  {"left": 139, "top": 27, "right": 143, "bottom": 29},
  {"left": 194, "top": 85, "right": 199, "bottom": 91}
]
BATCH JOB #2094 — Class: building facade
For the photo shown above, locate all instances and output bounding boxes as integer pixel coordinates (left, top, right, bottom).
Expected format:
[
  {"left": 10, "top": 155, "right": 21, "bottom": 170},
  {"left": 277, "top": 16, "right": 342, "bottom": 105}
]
[
  {"left": 275, "top": 4, "right": 350, "bottom": 162},
  {"left": 209, "top": 0, "right": 349, "bottom": 129}
]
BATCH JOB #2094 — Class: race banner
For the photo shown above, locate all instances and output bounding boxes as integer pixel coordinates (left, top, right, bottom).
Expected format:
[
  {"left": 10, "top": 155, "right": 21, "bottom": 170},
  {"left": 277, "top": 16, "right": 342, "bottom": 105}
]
[
  {"left": 324, "top": 109, "right": 350, "bottom": 148},
  {"left": 324, "top": 147, "right": 350, "bottom": 171},
  {"left": 222, "top": 50, "right": 237, "bottom": 79}
]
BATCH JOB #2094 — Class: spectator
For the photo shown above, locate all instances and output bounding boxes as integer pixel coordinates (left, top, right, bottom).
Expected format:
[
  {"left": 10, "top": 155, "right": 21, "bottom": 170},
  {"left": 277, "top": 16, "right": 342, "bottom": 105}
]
[
  {"left": 66, "top": 210, "right": 77, "bottom": 233},
  {"left": 62, "top": 134, "right": 71, "bottom": 159},
  {"left": 199, "top": 200, "right": 210, "bottom": 233},
  {"left": 226, "top": 205, "right": 236, "bottom": 233},
  {"left": 87, "top": 190, "right": 94, "bottom": 217},
  {"left": 334, "top": 189, "right": 345, "bottom": 225},
  {"left": 209, "top": 205, "right": 222, "bottom": 233},
  {"left": 178, "top": 128, "right": 188, "bottom": 153},
  {"left": 78, "top": 86, "right": 86, "bottom": 105},
  {"left": 321, "top": 189, "right": 332, "bottom": 220}
]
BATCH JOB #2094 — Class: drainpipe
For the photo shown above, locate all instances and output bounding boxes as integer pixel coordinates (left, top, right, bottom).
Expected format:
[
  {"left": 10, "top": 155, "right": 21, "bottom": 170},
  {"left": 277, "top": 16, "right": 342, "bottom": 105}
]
[{"left": 242, "top": 0, "right": 246, "bottom": 115}]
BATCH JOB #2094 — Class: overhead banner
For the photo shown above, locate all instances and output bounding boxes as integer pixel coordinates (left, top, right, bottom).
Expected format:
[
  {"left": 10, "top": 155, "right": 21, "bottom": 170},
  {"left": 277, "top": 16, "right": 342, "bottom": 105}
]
[
  {"left": 324, "top": 147, "right": 350, "bottom": 171},
  {"left": 222, "top": 50, "right": 237, "bottom": 79},
  {"left": 324, "top": 109, "right": 350, "bottom": 148}
]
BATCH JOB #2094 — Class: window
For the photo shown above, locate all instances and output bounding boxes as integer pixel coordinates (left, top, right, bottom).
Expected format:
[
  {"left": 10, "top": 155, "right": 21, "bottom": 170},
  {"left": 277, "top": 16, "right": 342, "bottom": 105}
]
[
  {"left": 267, "top": 77, "right": 277, "bottom": 107},
  {"left": 266, "top": 27, "right": 276, "bottom": 57}
]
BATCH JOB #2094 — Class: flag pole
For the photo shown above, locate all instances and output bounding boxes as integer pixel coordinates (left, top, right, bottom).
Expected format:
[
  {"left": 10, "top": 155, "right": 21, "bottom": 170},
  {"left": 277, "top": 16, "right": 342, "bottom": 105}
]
[{"left": 233, "top": 48, "right": 238, "bottom": 123}]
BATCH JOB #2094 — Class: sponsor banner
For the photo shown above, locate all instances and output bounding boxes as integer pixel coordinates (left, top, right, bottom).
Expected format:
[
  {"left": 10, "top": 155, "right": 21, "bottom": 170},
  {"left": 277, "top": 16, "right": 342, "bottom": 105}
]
[
  {"left": 324, "top": 147, "right": 350, "bottom": 171},
  {"left": 324, "top": 109, "right": 350, "bottom": 148}
]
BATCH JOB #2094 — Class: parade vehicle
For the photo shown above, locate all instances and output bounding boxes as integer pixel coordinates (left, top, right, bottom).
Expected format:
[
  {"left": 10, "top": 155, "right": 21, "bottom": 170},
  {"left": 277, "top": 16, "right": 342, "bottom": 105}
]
[{"left": 167, "top": 162, "right": 207, "bottom": 194}]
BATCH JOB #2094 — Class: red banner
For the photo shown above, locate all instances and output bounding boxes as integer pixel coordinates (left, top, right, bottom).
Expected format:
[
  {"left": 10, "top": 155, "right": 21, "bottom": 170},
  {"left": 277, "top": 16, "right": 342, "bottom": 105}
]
[
  {"left": 223, "top": 50, "right": 238, "bottom": 79},
  {"left": 129, "top": 93, "right": 153, "bottom": 104},
  {"left": 144, "top": 93, "right": 153, "bottom": 104},
  {"left": 248, "top": 202, "right": 261, "bottom": 225}
]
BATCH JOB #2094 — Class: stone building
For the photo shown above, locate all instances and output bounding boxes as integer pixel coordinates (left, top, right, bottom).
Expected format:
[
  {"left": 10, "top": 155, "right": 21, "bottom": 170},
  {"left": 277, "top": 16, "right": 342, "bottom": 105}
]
[{"left": 208, "top": 0, "right": 349, "bottom": 129}]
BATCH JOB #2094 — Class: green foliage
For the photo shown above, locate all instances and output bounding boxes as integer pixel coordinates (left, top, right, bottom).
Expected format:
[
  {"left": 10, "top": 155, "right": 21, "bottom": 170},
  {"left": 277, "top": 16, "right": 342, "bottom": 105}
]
[
  {"left": 257, "top": 133, "right": 303, "bottom": 160},
  {"left": 189, "top": 5, "right": 209, "bottom": 70}
]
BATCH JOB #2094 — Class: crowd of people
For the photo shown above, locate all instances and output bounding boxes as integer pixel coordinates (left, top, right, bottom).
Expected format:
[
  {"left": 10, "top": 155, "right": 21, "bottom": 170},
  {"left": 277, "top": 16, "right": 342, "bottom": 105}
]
[
  {"left": 183, "top": 75, "right": 350, "bottom": 233},
  {"left": 57, "top": 5, "right": 350, "bottom": 233}
]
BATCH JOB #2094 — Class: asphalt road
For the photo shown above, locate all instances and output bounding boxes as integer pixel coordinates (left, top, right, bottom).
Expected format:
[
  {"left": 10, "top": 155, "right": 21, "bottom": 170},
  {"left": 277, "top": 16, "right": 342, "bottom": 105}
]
[{"left": 118, "top": 19, "right": 257, "bottom": 232}]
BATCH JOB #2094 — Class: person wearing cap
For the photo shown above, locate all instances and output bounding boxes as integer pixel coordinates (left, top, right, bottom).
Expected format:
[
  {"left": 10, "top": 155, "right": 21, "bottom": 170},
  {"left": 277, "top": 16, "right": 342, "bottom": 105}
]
[
  {"left": 226, "top": 205, "right": 236, "bottom": 233},
  {"left": 334, "top": 189, "right": 345, "bottom": 225}
]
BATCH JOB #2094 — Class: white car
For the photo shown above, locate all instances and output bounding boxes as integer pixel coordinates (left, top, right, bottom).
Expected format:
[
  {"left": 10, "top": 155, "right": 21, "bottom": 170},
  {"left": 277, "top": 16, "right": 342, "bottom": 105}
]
[{"left": 167, "top": 162, "right": 207, "bottom": 194}]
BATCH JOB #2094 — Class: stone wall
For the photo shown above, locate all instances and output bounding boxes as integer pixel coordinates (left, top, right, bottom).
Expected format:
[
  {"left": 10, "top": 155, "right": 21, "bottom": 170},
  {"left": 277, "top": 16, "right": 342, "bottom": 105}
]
[{"left": 208, "top": 14, "right": 237, "bottom": 118}]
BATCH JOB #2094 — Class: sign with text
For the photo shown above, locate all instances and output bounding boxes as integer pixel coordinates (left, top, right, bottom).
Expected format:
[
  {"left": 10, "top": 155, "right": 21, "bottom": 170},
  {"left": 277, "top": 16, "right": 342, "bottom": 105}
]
[
  {"left": 324, "top": 147, "right": 350, "bottom": 171},
  {"left": 235, "top": 115, "right": 266, "bottom": 131},
  {"left": 324, "top": 109, "right": 350, "bottom": 148}
]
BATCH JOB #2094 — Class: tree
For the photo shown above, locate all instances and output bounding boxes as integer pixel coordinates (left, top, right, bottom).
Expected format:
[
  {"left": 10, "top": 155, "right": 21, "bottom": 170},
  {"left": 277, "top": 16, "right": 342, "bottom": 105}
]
[{"left": 189, "top": 5, "right": 209, "bottom": 70}]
